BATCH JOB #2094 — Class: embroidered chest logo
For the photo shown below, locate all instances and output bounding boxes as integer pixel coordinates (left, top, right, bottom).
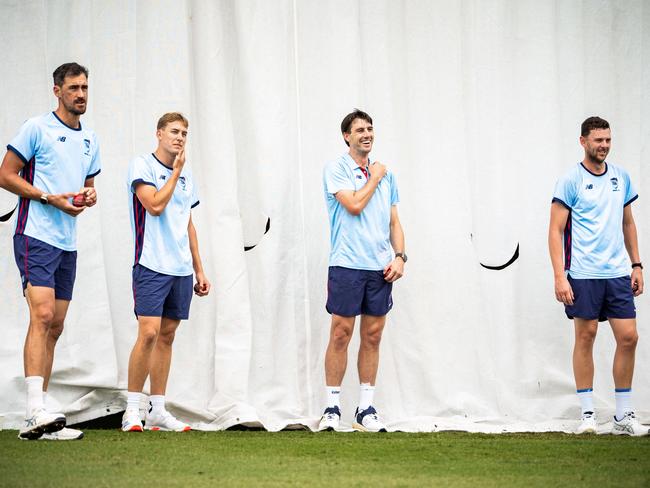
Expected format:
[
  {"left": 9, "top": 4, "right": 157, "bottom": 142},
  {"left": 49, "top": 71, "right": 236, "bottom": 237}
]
[
  {"left": 356, "top": 175, "right": 363, "bottom": 179},
  {"left": 610, "top": 177, "right": 619, "bottom": 191},
  {"left": 159, "top": 175, "right": 167, "bottom": 181},
  {"left": 585, "top": 183, "right": 593, "bottom": 190},
  {"left": 83, "top": 138, "right": 91, "bottom": 156},
  {"left": 57, "top": 136, "right": 66, "bottom": 142},
  {"left": 179, "top": 176, "right": 187, "bottom": 190}
]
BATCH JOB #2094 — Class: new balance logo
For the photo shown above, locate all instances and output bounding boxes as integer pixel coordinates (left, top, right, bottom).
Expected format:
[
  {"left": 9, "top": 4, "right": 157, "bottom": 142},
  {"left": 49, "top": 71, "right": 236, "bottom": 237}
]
[
  {"left": 585, "top": 184, "right": 593, "bottom": 189},
  {"left": 160, "top": 175, "right": 167, "bottom": 180},
  {"left": 57, "top": 136, "right": 66, "bottom": 142},
  {"left": 356, "top": 175, "right": 363, "bottom": 179}
]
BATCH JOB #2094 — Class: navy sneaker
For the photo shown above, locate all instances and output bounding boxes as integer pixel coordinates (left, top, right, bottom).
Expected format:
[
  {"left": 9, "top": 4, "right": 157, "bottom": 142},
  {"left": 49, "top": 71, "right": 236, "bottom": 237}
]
[
  {"left": 352, "top": 406, "right": 387, "bottom": 432},
  {"left": 318, "top": 406, "right": 341, "bottom": 431}
]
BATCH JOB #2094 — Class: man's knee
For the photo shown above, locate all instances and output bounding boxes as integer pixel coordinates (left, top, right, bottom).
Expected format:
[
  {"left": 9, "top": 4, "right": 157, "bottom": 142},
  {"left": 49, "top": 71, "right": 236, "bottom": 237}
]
[
  {"left": 30, "top": 305, "right": 55, "bottom": 329},
  {"left": 330, "top": 322, "right": 353, "bottom": 350},
  {"left": 361, "top": 328, "right": 383, "bottom": 350},
  {"left": 157, "top": 329, "right": 176, "bottom": 347},
  {"left": 138, "top": 326, "right": 159, "bottom": 348},
  {"left": 575, "top": 326, "right": 597, "bottom": 346},
  {"left": 617, "top": 329, "right": 639, "bottom": 350}
]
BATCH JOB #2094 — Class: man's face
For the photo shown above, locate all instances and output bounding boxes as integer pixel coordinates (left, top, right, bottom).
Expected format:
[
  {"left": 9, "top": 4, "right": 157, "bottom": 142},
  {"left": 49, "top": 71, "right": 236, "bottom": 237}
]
[
  {"left": 54, "top": 73, "right": 88, "bottom": 116},
  {"left": 157, "top": 120, "right": 188, "bottom": 155},
  {"left": 580, "top": 128, "right": 611, "bottom": 164},
  {"left": 344, "top": 118, "right": 374, "bottom": 154}
]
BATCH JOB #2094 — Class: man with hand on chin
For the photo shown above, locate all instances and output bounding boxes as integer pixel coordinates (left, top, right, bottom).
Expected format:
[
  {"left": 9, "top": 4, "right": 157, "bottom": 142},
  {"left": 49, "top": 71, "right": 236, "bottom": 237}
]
[
  {"left": 319, "top": 109, "right": 405, "bottom": 432},
  {"left": 549, "top": 116, "right": 647, "bottom": 436},
  {"left": 122, "top": 112, "right": 210, "bottom": 433},
  {"left": 0, "top": 62, "right": 100, "bottom": 441}
]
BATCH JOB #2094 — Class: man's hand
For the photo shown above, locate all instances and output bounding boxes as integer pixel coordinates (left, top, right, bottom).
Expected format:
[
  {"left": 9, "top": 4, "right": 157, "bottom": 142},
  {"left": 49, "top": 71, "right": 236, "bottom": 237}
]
[
  {"left": 194, "top": 271, "right": 211, "bottom": 296},
  {"left": 369, "top": 161, "right": 387, "bottom": 181},
  {"left": 554, "top": 275, "right": 574, "bottom": 305},
  {"left": 173, "top": 148, "right": 186, "bottom": 172},
  {"left": 631, "top": 268, "right": 644, "bottom": 296},
  {"left": 78, "top": 187, "right": 97, "bottom": 207},
  {"left": 383, "top": 258, "right": 404, "bottom": 283},
  {"left": 49, "top": 192, "right": 85, "bottom": 216}
]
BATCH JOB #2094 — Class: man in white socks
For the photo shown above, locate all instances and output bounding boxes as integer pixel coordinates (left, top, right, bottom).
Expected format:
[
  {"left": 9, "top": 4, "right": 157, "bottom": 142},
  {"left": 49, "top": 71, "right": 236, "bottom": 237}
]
[
  {"left": 0, "top": 62, "right": 100, "bottom": 440},
  {"left": 319, "top": 109, "right": 405, "bottom": 432},
  {"left": 122, "top": 112, "right": 210, "bottom": 432},
  {"left": 549, "top": 116, "right": 648, "bottom": 436}
]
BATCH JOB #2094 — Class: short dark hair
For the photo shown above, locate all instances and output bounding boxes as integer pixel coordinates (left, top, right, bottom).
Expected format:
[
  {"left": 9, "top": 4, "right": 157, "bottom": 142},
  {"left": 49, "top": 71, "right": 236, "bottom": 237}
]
[
  {"left": 53, "top": 62, "right": 89, "bottom": 87},
  {"left": 341, "top": 109, "right": 373, "bottom": 146},
  {"left": 581, "top": 116, "right": 610, "bottom": 137},
  {"left": 157, "top": 112, "right": 189, "bottom": 130}
]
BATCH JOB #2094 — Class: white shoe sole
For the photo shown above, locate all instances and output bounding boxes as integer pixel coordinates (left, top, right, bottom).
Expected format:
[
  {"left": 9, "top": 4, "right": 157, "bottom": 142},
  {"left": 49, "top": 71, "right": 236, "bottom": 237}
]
[{"left": 352, "top": 422, "right": 386, "bottom": 433}]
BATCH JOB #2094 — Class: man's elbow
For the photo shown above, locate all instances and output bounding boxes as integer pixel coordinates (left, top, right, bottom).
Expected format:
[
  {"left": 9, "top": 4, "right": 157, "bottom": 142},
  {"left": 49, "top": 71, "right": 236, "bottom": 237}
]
[{"left": 347, "top": 204, "right": 362, "bottom": 216}]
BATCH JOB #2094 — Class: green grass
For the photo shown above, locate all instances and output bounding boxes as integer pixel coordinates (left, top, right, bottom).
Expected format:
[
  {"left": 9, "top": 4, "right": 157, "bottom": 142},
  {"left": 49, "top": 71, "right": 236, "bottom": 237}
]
[{"left": 1, "top": 430, "right": 649, "bottom": 487}]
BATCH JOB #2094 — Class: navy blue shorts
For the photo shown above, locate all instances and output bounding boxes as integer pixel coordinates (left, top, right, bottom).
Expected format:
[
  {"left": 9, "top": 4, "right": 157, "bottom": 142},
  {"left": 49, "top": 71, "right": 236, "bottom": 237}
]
[
  {"left": 565, "top": 274, "right": 636, "bottom": 322},
  {"left": 132, "top": 264, "right": 193, "bottom": 319},
  {"left": 326, "top": 266, "right": 393, "bottom": 317},
  {"left": 13, "top": 234, "right": 77, "bottom": 300}
]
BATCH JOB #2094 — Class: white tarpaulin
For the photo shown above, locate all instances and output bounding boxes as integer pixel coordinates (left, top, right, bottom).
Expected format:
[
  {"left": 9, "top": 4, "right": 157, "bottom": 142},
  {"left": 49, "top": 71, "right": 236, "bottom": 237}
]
[{"left": 1, "top": 0, "right": 649, "bottom": 432}]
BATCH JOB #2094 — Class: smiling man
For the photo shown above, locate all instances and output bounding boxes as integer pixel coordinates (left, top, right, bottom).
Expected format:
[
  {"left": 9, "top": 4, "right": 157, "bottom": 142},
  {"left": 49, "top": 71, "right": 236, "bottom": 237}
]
[
  {"left": 122, "top": 112, "right": 210, "bottom": 433},
  {"left": 549, "top": 116, "right": 648, "bottom": 436},
  {"left": 319, "top": 109, "right": 405, "bottom": 432},
  {"left": 0, "top": 62, "right": 100, "bottom": 441}
]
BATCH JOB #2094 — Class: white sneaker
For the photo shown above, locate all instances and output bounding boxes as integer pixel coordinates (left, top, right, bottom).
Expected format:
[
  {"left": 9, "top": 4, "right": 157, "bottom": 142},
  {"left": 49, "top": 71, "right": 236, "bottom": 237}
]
[
  {"left": 39, "top": 427, "right": 84, "bottom": 440},
  {"left": 612, "top": 412, "right": 650, "bottom": 437},
  {"left": 145, "top": 409, "right": 191, "bottom": 432},
  {"left": 352, "top": 406, "right": 387, "bottom": 432},
  {"left": 121, "top": 408, "right": 143, "bottom": 432},
  {"left": 18, "top": 408, "right": 66, "bottom": 440},
  {"left": 575, "top": 412, "right": 597, "bottom": 434},
  {"left": 318, "top": 406, "right": 341, "bottom": 431}
]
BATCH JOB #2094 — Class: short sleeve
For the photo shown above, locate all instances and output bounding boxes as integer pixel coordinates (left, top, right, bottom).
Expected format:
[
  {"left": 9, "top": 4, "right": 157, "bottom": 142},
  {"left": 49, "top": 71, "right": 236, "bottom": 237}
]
[
  {"left": 622, "top": 170, "right": 638, "bottom": 206},
  {"left": 128, "top": 156, "right": 156, "bottom": 193},
  {"left": 552, "top": 172, "right": 576, "bottom": 209},
  {"left": 389, "top": 172, "right": 399, "bottom": 205},
  {"left": 190, "top": 170, "right": 200, "bottom": 208},
  {"left": 87, "top": 134, "right": 102, "bottom": 179},
  {"left": 7, "top": 118, "right": 39, "bottom": 164},
  {"left": 323, "top": 160, "right": 354, "bottom": 195}
]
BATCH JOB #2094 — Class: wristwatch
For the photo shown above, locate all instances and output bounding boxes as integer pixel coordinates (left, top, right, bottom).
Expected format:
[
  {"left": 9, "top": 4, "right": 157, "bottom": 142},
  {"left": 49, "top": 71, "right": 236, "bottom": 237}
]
[
  {"left": 632, "top": 262, "right": 643, "bottom": 270},
  {"left": 40, "top": 193, "right": 49, "bottom": 205},
  {"left": 395, "top": 252, "right": 408, "bottom": 263}
]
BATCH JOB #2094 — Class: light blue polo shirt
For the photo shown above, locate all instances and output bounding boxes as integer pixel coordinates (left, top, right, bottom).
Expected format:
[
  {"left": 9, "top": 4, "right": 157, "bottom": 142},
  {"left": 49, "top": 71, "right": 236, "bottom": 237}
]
[
  {"left": 127, "top": 153, "right": 199, "bottom": 276},
  {"left": 552, "top": 162, "right": 637, "bottom": 279},
  {"left": 323, "top": 153, "right": 399, "bottom": 271},
  {"left": 8, "top": 112, "right": 101, "bottom": 251}
]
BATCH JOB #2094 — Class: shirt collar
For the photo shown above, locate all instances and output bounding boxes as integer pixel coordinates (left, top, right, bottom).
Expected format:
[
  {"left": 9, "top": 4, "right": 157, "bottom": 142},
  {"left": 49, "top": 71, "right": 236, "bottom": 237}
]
[{"left": 343, "top": 153, "right": 370, "bottom": 171}]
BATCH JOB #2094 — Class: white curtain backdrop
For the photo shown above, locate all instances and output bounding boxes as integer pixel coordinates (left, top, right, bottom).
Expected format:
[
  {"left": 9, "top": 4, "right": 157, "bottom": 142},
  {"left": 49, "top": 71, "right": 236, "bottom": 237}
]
[{"left": 1, "top": 0, "right": 649, "bottom": 432}]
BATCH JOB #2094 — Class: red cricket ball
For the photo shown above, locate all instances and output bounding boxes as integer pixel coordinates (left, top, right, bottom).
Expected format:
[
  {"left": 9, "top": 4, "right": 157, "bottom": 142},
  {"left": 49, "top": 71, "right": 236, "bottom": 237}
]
[{"left": 73, "top": 194, "right": 85, "bottom": 207}]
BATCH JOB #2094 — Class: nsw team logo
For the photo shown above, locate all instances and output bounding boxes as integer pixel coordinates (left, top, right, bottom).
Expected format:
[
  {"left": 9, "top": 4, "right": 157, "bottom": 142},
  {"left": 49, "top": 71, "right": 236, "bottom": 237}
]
[
  {"left": 179, "top": 176, "right": 187, "bottom": 190},
  {"left": 610, "top": 177, "right": 619, "bottom": 191},
  {"left": 83, "top": 138, "right": 91, "bottom": 156}
]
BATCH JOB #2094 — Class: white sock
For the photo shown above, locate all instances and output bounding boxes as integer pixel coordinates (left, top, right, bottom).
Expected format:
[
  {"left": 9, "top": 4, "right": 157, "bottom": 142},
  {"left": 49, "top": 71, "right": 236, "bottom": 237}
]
[
  {"left": 358, "top": 383, "right": 375, "bottom": 411},
  {"left": 25, "top": 376, "right": 44, "bottom": 416},
  {"left": 150, "top": 395, "right": 165, "bottom": 415},
  {"left": 615, "top": 388, "right": 632, "bottom": 420},
  {"left": 326, "top": 386, "right": 340, "bottom": 409},
  {"left": 127, "top": 391, "right": 142, "bottom": 411},
  {"left": 576, "top": 388, "right": 594, "bottom": 415}
]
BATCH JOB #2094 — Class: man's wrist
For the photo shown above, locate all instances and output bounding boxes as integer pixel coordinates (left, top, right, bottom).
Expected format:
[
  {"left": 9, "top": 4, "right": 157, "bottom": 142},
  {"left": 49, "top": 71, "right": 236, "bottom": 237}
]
[
  {"left": 395, "top": 252, "right": 407, "bottom": 263},
  {"left": 632, "top": 262, "right": 643, "bottom": 270}
]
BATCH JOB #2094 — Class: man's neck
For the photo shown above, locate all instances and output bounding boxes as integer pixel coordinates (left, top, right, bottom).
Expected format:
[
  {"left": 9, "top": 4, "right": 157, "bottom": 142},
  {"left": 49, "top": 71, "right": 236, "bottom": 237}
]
[
  {"left": 54, "top": 107, "right": 81, "bottom": 129},
  {"left": 349, "top": 149, "right": 370, "bottom": 168},
  {"left": 154, "top": 148, "right": 175, "bottom": 167},
  {"left": 582, "top": 157, "right": 606, "bottom": 175}
]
